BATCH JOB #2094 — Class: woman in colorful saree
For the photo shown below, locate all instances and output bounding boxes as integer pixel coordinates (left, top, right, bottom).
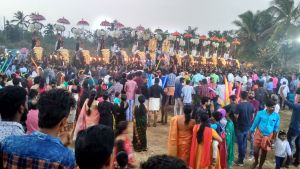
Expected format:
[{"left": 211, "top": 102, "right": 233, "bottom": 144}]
[
  {"left": 168, "top": 105, "right": 196, "bottom": 164},
  {"left": 132, "top": 95, "right": 148, "bottom": 152},
  {"left": 189, "top": 113, "right": 222, "bottom": 169},
  {"left": 73, "top": 90, "right": 99, "bottom": 139}
]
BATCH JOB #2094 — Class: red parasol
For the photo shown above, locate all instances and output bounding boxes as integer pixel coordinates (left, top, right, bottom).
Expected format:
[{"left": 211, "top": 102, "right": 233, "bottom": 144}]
[
  {"left": 136, "top": 25, "right": 145, "bottom": 31},
  {"left": 210, "top": 36, "right": 219, "bottom": 41},
  {"left": 219, "top": 37, "right": 227, "bottom": 43},
  {"left": 199, "top": 35, "right": 207, "bottom": 40},
  {"left": 100, "top": 20, "right": 110, "bottom": 27},
  {"left": 116, "top": 22, "right": 124, "bottom": 29},
  {"left": 184, "top": 33, "right": 193, "bottom": 38},
  {"left": 77, "top": 19, "right": 89, "bottom": 26},
  {"left": 30, "top": 13, "right": 45, "bottom": 22},
  {"left": 57, "top": 17, "right": 70, "bottom": 25},
  {"left": 232, "top": 38, "right": 240, "bottom": 45},
  {"left": 172, "top": 31, "right": 181, "bottom": 36}
]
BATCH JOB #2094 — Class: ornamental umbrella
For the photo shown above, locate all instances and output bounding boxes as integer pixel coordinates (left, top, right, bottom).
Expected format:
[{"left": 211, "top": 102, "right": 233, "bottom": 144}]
[
  {"left": 210, "top": 36, "right": 219, "bottom": 41},
  {"left": 199, "top": 35, "right": 207, "bottom": 40},
  {"left": 57, "top": 17, "right": 70, "bottom": 25},
  {"left": 136, "top": 25, "right": 145, "bottom": 31},
  {"left": 219, "top": 37, "right": 227, "bottom": 43},
  {"left": 100, "top": 20, "right": 110, "bottom": 27},
  {"left": 115, "top": 22, "right": 124, "bottom": 29},
  {"left": 172, "top": 31, "right": 181, "bottom": 36},
  {"left": 30, "top": 13, "right": 45, "bottom": 22},
  {"left": 184, "top": 33, "right": 193, "bottom": 38},
  {"left": 77, "top": 19, "right": 89, "bottom": 26}
]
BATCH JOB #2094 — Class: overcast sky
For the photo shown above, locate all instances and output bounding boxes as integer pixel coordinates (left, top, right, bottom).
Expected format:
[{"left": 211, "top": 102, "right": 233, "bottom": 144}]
[{"left": 0, "top": 0, "right": 277, "bottom": 33}]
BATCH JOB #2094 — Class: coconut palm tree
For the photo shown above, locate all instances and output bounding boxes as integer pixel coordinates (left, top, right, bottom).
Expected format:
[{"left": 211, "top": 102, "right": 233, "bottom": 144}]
[
  {"left": 233, "top": 11, "right": 263, "bottom": 57},
  {"left": 11, "top": 11, "right": 29, "bottom": 39},
  {"left": 11, "top": 11, "right": 29, "bottom": 29},
  {"left": 268, "top": 0, "right": 300, "bottom": 39},
  {"left": 233, "top": 11, "right": 261, "bottom": 42},
  {"left": 184, "top": 26, "right": 198, "bottom": 36}
]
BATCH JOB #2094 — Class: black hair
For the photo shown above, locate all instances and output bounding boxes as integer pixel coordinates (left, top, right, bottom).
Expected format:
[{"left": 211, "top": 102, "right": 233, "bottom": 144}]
[
  {"left": 103, "top": 92, "right": 109, "bottom": 100},
  {"left": 0, "top": 86, "right": 27, "bottom": 121},
  {"left": 265, "top": 99, "right": 276, "bottom": 107},
  {"left": 87, "top": 90, "right": 97, "bottom": 116},
  {"left": 229, "top": 95, "right": 236, "bottom": 101},
  {"left": 183, "top": 105, "right": 192, "bottom": 125},
  {"left": 115, "top": 92, "right": 120, "bottom": 98},
  {"left": 202, "top": 78, "right": 208, "bottom": 85},
  {"left": 278, "top": 130, "right": 287, "bottom": 137},
  {"left": 186, "top": 79, "right": 190, "bottom": 85},
  {"left": 154, "top": 78, "right": 160, "bottom": 84},
  {"left": 212, "top": 111, "right": 222, "bottom": 121},
  {"left": 33, "top": 76, "right": 41, "bottom": 85},
  {"left": 197, "top": 113, "right": 210, "bottom": 144},
  {"left": 140, "top": 155, "right": 189, "bottom": 169},
  {"left": 121, "top": 94, "right": 127, "bottom": 101},
  {"left": 28, "top": 89, "right": 38, "bottom": 100},
  {"left": 201, "top": 96, "right": 210, "bottom": 105},
  {"left": 37, "top": 89, "right": 75, "bottom": 129},
  {"left": 240, "top": 91, "right": 248, "bottom": 100},
  {"left": 75, "top": 125, "right": 115, "bottom": 169},
  {"left": 138, "top": 95, "right": 145, "bottom": 104},
  {"left": 116, "top": 151, "right": 128, "bottom": 168},
  {"left": 115, "top": 121, "right": 128, "bottom": 137},
  {"left": 39, "top": 78, "right": 45, "bottom": 89},
  {"left": 12, "top": 77, "right": 20, "bottom": 86}
]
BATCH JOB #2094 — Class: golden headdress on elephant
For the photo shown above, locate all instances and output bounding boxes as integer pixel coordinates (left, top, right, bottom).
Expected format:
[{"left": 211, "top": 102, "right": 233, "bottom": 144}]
[{"left": 101, "top": 49, "right": 110, "bottom": 64}]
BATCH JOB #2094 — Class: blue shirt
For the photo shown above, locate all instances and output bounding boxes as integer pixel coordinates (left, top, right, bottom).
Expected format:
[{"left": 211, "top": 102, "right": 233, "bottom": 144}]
[
  {"left": 174, "top": 82, "right": 183, "bottom": 98},
  {"left": 285, "top": 100, "right": 300, "bottom": 132},
  {"left": 146, "top": 73, "right": 153, "bottom": 88},
  {"left": 0, "top": 131, "right": 75, "bottom": 168},
  {"left": 250, "top": 110, "right": 280, "bottom": 136},
  {"left": 267, "top": 82, "right": 273, "bottom": 91},
  {"left": 166, "top": 73, "right": 176, "bottom": 87}
]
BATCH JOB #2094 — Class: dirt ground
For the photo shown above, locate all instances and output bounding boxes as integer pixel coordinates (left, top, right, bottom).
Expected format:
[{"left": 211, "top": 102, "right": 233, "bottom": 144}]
[{"left": 129, "top": 107, "right": 300, "bottom": 169}]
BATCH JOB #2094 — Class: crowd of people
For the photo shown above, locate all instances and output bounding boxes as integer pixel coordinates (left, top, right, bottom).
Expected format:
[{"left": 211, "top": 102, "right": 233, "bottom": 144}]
[{"left": 0, "top": 58, "right": 299, "bottom": 169}]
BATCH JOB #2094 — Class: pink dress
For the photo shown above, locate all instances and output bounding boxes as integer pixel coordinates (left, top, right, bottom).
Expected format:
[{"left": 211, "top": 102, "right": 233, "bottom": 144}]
[
  {"left": 73, "top": 99, "right": 100, "bottom": 139},
  {"left": 26, "top": 109, "right": 39, "bottom": 134}
]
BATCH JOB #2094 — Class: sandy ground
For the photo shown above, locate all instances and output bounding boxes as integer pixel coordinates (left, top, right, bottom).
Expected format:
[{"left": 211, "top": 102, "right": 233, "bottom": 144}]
[{"left": 129, "top": 107, "right": 300, "bottom": 169}]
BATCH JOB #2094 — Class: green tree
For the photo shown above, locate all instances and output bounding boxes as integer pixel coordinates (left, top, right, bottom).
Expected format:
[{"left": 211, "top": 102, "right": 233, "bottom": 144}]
[
  {"left": 11, "top": 11, "right": 29, "bottom": 28},
  {"left": 184, "top": 26, "right": 198, "bottom": 36},
  {"left": 268, "top": 0, "right": 300, "bottom": 40}
]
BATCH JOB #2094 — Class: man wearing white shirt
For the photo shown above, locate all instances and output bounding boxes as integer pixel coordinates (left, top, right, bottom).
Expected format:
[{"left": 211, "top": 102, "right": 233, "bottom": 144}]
[
  {"left": 278, "top": 82, "right": 290, "bottom": 109},
  {"left": 280, "top": 76, "right": 289, "bottom": 86},
  {"left": 228, "top": 72, "right": 235, "bottom": 83}
]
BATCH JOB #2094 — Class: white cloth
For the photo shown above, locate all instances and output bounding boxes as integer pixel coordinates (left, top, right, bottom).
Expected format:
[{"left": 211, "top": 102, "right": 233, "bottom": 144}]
[
  {"left": 149, "top": 98, "right": 161, "bottom": 111},
  {"left": 278, "top": 85, "right": 290, "bottom": 98},
  {"left": 275, "top": 138, "right": 292, "bottom": 157},
  {"left": 280, "top": 78, "right": 289, "bottom": 86},
  {"left": 228, "top": 73, "right": 235, "bottom": 83},
  {"left": 274, "top": 104, "right": 280, "bottom": 113}
]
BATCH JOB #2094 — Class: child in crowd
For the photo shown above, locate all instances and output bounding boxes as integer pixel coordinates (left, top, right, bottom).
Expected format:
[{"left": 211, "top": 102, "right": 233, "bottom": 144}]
[
  {"left": 116, "top": 151, "right": 131, "bottom": 169},
  {"left": 210, "top": 111, "right": 222, "bottom": 166},
  {"left": 275, "top": 130, "right": 292, "bottom": 169},
  {"left": 114, "top": 92, "right": 121, "bottom": 106},
  {"left": 115, "top": 95, "right": 129, "bottom": 125}
]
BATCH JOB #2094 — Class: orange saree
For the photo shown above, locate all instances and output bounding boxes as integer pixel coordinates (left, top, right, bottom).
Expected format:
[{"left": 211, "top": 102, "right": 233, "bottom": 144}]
[
  {"left": 189, "top": 125, "right": 221, "bottom": 169},
  {"left": 168, "top": 116, "right": 195, "bottom": 164}
]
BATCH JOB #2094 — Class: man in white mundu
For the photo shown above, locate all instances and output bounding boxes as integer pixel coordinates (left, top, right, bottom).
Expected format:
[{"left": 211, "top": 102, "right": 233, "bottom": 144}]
[{"left": 148, "top": 78, "right": 165, "bottom": 127}]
